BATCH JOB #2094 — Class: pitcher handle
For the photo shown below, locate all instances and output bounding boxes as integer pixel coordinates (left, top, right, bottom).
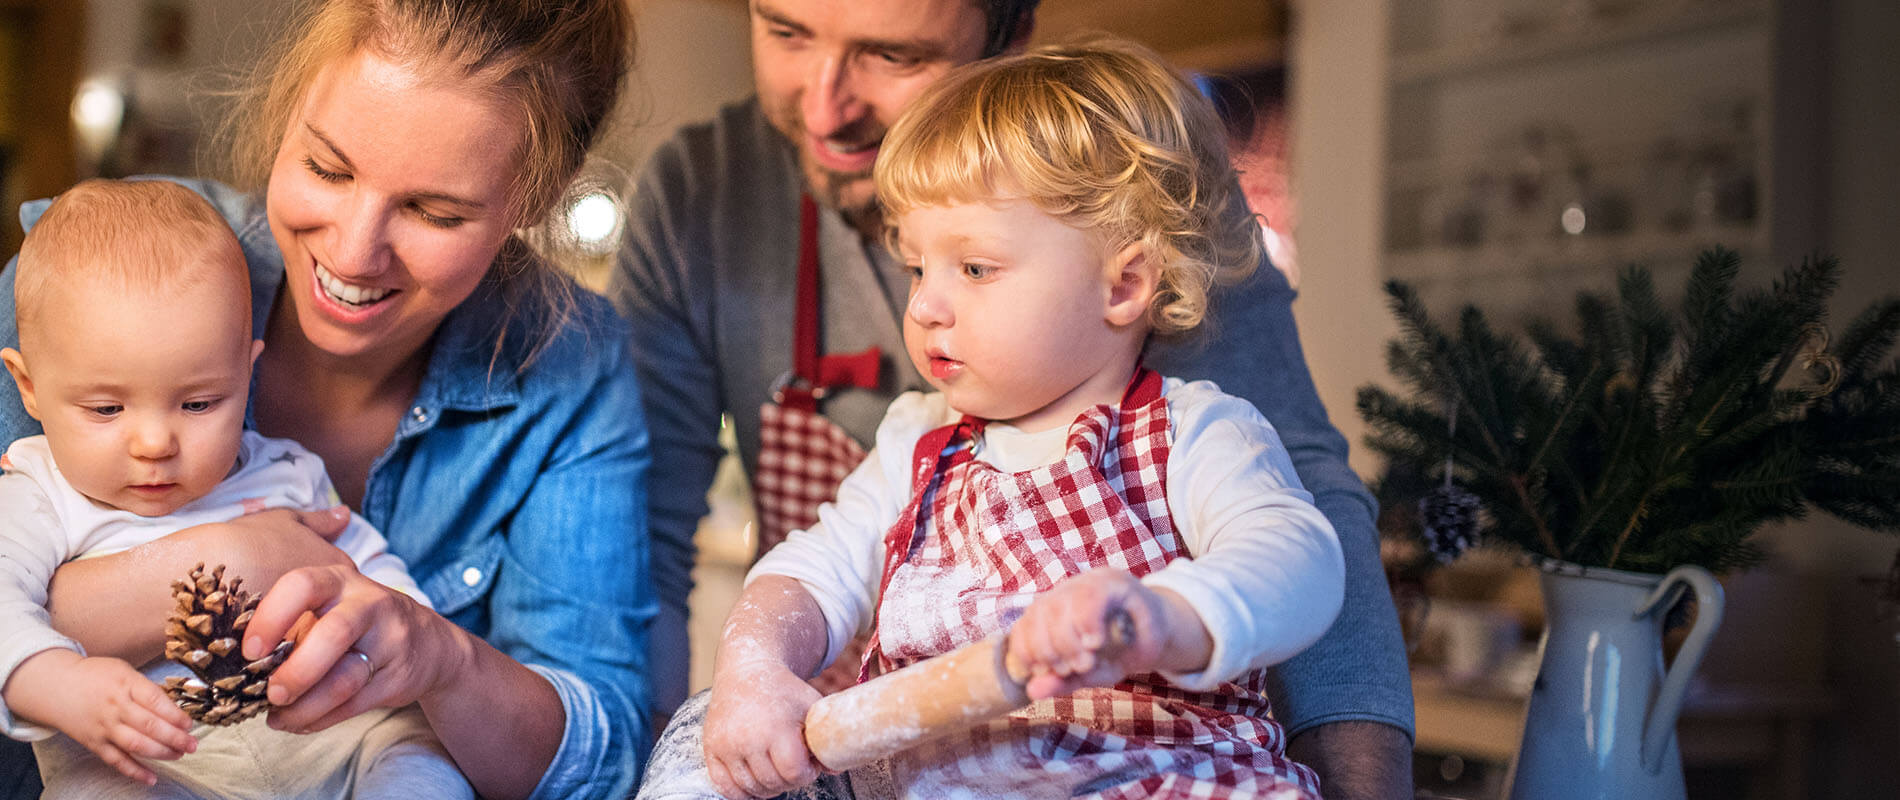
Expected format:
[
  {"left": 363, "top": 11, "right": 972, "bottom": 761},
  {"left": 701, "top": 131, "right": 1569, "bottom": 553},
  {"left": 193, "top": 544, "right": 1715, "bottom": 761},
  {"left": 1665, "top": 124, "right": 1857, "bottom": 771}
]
[{"left": 1635, "top": 564, "right": 1725, "bottom": 773}]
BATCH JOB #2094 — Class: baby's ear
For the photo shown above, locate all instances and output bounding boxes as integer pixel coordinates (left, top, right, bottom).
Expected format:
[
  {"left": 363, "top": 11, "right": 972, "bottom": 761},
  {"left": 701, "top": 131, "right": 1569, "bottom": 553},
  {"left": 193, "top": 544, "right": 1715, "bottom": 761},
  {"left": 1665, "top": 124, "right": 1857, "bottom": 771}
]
[
  {"left": 250, "top": 339, "right": 266, "bottom": 365},
  {"left": 1104, "top": 242, "right": 1158, "bottom": 328},
  {"left": 1, "top": 348, "right": 40, "bottom": 421}
]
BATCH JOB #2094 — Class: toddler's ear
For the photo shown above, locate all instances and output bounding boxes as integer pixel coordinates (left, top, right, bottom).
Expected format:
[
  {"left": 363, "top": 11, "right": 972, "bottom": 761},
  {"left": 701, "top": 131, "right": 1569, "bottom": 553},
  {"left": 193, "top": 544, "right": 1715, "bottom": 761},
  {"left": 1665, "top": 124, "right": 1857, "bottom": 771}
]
[
  {"left": 250, "top": 339, "right": 266, "bottom": 365},
  {"left": 1, "top": 348, "right": 40, "bottom": 420},
  {"left": 1104, "top": 242, "right": 1158, "bottom": 327}
]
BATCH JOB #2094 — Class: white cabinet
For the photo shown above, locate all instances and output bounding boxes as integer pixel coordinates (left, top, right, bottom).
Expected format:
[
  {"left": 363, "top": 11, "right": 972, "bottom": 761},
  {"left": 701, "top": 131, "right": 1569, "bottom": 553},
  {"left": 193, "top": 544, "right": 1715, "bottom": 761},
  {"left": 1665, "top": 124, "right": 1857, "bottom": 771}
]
[{"left": 1378, "top": 0, "right": 1820, "bottom": 327}]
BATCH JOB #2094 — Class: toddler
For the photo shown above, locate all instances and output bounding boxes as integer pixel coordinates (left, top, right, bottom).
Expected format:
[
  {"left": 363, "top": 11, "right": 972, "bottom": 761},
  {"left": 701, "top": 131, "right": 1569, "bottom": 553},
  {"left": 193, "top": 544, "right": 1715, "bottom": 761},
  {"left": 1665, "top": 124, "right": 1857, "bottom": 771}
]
[
  {"left": 0, "top": 179, "right": 471, "bottom": 798},
  {"left": 644, "top": 39, "right": 1344, "bottom": 800}
]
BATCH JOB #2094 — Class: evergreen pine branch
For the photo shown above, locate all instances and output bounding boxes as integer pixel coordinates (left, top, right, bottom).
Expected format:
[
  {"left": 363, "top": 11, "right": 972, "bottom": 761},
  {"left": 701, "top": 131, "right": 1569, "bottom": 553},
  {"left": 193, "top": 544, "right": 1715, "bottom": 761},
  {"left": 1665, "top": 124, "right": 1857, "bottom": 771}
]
[
  {"left": 1759, "top": 257, "right": 1841, "bottom": 389},
  {"left": 1665, "top": 249, "right": 1742, "bottom": 431},
  {"left": 1615, "top": 267, "right": 1674, "bottom": 380},
  {"left": 1680, "top": 248, "right": 1742, "bottom": 364},
  {"left": 1830, "top": 300, "right": 1900, "bottom": 378},
  {"left": 1383, "top": 339, "right": 1441, "bottom": 397},
  {"left": 1361, "top": 250, "right": 1900, "bottom": 575}
]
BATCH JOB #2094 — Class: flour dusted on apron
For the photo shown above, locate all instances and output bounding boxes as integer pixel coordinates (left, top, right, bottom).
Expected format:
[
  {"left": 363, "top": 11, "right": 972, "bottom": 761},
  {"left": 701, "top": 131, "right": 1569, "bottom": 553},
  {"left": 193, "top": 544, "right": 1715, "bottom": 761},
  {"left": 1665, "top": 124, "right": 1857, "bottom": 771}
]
[
  {"left": 858, "top": 368, "right": 1320, "bottom": 800},
  {"left": 753, "top": 195, "right": 880, "bottom": 694}
]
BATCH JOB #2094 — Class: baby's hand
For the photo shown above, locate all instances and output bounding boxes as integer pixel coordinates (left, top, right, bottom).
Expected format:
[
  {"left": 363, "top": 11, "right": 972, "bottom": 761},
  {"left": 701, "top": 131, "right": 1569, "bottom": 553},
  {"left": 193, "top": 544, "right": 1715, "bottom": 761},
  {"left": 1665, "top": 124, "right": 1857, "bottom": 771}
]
[
  {"left": 1008, "top": 567, "right": 1204, "bottom": 701},
  {"left": 5, "top": 649, "right": 196, "bottom": 785},
  {"left": 703, "top": 660, "right": 823, "bottom": 799}
]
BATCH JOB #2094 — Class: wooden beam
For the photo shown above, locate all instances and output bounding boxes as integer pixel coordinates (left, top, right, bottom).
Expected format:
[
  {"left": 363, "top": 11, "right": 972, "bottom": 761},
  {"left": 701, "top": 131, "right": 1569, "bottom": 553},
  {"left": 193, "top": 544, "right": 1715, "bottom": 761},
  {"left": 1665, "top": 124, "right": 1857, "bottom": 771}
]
[{"left": 1, "top": 0, "right": 82, "bottom": 254}]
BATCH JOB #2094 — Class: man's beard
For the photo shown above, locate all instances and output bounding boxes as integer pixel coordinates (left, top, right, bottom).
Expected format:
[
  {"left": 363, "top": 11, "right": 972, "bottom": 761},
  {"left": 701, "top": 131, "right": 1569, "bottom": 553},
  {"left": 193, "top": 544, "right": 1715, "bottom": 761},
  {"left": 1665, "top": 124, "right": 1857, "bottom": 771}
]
[
  {"left": 766, "top": 100, "right": 884, "bottom": 228},
  {"left": 801, "top": 151, "right": 881, "bottom": 230}
]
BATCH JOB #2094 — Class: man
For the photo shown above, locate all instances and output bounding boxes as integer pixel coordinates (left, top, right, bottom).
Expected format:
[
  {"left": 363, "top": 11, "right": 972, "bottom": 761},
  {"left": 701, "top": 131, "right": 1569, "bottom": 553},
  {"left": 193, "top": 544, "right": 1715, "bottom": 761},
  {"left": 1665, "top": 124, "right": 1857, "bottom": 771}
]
[{"left": 610, "top": 1, "right": 1414, "bottom": 797}]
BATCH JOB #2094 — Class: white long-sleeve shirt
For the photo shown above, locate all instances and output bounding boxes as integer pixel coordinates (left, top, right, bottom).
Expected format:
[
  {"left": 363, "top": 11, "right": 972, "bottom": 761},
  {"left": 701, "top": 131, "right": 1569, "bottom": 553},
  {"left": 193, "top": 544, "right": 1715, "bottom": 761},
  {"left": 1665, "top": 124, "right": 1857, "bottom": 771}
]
[
  {"left": 751, "top": 378, "right": 1345, "bottom": 690},
  {"left": 0, "top": 430, "right": 428, "bottom": 740}
]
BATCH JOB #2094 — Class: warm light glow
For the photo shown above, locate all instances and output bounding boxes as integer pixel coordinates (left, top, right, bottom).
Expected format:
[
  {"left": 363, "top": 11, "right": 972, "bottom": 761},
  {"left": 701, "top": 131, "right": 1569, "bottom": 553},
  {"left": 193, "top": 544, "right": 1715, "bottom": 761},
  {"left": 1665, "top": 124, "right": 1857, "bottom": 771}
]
[
  {"left": 566, "top": 191, "right": 622, "bottom": 254},
  {"left": 71, "top": 80, "right": 126, "bottom": 164},
  {"left": 72, "top": 83, "right": 123, "bottom": 132},
  {"left": 1561, "top": 203, "right": 1587, "bottom": 236}
]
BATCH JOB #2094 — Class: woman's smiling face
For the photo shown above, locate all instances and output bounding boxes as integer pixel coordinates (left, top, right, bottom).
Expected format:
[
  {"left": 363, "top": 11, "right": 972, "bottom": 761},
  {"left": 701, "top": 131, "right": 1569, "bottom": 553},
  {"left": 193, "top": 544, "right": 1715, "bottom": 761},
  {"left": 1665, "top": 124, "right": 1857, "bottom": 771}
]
[{"left": 266, "top": 48, "right": 523, "bottom": 364}]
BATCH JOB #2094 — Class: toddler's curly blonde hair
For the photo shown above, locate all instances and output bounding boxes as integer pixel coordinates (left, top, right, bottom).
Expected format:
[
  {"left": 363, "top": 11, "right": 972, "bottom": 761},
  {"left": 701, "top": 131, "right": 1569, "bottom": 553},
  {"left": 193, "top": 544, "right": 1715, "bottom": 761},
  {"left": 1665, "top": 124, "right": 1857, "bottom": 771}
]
[{"left": 875, "top": 37, "right": 1263, "bottom": 336}]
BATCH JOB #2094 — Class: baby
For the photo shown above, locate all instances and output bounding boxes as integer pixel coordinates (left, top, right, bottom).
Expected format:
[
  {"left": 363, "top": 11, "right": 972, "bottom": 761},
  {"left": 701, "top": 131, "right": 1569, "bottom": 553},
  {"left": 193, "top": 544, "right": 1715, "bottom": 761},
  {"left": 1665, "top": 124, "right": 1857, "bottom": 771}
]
[
  {"left": 643, "top": 39, "right": 1345, "bottom": 800},
  {"left": 0, "top": 179, "right": 471, "bottom": 798}
]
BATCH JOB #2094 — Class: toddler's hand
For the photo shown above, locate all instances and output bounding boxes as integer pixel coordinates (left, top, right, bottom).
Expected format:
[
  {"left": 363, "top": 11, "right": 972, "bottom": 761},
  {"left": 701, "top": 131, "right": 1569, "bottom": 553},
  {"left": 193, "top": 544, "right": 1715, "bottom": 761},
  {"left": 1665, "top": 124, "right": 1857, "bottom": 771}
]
[
  {"left": 1008, "top": 567, "right": 1202, "bottom": 701},
  {"left": 704, "top": 660, "right": 823, "bottom": 799},
  {"left": 5, "top": 649, "right": 196, "bottom": 785}
]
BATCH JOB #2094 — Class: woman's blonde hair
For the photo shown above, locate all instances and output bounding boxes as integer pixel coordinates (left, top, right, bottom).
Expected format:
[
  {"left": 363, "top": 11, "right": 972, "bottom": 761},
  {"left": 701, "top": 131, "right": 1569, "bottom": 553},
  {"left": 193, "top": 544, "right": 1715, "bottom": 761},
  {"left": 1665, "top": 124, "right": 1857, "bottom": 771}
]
[
  {"left": 876, "top": 37, "right": 1262, "bottom": 336},
  {"left": 226, "top": 0, "right": 633, "bottom": 367}
]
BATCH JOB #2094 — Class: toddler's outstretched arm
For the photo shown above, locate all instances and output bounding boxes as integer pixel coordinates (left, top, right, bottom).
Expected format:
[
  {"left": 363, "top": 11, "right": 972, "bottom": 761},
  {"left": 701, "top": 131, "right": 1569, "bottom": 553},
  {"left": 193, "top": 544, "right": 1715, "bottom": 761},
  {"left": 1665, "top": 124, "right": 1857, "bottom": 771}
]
[
  {"left": 1006, "top": 567, "right": 1213, "bottom": 701},
  {"left": 3, "top": 648, "right": 196, "bottom": 785},
  {"left": 704, "top": 575, "right": 831, "bottom": 799}
]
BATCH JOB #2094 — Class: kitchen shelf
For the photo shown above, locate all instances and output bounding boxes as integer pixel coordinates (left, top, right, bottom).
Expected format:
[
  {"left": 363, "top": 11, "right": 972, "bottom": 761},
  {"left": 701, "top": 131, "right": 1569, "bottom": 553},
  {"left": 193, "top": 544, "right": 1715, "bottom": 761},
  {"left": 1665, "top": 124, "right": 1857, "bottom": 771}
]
[
  {"left": 1391, "top": 0, "right": 1767, "bottom": 86},
  {"left": 1385, "top": 223, "right": 1765, "bottom": 285}
]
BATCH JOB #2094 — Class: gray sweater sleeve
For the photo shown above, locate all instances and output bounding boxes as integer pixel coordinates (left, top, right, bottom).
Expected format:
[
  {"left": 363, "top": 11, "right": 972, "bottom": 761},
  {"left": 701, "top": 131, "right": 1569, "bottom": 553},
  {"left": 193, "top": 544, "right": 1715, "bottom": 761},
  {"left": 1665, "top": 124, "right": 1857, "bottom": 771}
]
[{"left": 607, "top": 126, "right": 729, "bottom": 719}]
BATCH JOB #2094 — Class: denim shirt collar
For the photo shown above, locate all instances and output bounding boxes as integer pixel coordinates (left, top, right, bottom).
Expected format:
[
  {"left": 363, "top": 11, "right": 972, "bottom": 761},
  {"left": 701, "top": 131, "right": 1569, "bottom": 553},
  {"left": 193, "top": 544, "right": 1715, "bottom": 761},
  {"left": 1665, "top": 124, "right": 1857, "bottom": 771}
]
[{"left": 409, "top": 282, "right": 525, "bottom": 413}]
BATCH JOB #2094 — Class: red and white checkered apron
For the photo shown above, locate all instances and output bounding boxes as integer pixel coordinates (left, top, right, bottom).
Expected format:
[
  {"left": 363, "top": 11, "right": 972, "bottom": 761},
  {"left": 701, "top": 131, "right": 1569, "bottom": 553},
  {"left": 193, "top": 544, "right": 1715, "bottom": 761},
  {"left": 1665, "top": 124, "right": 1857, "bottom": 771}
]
[
  {"left": 858, "top": 367, "right": 1320, "bottom": 799},
  {"left": 754, "top": 195, "right": 880, "bottom": 692}
]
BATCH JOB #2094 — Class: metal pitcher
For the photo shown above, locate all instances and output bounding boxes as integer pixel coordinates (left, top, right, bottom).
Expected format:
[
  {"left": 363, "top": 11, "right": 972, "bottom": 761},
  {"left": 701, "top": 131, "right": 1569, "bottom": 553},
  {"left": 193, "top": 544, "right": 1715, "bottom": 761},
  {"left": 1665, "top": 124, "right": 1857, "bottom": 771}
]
[{"left": 1506, "top": 561, "right": 1725, "bottom": 800}]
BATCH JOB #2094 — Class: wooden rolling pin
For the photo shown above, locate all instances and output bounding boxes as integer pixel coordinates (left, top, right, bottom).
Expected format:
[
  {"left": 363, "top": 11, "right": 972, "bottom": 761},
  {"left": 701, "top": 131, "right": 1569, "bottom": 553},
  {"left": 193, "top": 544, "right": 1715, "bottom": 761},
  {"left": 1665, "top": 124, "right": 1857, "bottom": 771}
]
[{"left": 802, "top": 611, "right": 1133, "bottom": 772}]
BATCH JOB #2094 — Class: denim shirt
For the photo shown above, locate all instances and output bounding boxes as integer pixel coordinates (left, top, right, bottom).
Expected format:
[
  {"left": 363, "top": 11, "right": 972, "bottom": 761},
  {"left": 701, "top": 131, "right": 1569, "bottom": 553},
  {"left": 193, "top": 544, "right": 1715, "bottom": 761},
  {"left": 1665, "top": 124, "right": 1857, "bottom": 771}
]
[{"left": 0, "top": 178, "right": 655, "bottom": 799}]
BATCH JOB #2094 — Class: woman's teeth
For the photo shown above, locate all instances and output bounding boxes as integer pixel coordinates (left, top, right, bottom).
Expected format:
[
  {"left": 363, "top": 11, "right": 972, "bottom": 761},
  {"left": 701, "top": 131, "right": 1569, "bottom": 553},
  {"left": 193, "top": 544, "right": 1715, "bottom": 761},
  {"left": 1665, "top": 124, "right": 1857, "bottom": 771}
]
[{"left": 316, "top": 264, "right": 393, "bottom": 307}]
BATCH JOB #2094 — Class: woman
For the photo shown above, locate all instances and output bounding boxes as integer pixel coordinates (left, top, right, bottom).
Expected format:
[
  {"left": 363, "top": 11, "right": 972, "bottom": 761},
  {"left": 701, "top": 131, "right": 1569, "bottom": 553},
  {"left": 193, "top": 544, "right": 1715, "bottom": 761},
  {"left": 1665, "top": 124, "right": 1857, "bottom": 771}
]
[{"left": 0, "top": 1, "right": 651, "bottom": 798}]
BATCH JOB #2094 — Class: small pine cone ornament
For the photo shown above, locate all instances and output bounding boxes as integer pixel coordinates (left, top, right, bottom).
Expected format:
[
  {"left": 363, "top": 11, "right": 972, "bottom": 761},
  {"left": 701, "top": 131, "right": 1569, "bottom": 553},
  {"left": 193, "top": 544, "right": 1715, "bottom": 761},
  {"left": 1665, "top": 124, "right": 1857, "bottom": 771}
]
[
  {"left": 1418, "top": 484, "right": 1482, "bottom": 564},
  {"left": 161, "top": 563, "right": 293, "bottom": 725}
]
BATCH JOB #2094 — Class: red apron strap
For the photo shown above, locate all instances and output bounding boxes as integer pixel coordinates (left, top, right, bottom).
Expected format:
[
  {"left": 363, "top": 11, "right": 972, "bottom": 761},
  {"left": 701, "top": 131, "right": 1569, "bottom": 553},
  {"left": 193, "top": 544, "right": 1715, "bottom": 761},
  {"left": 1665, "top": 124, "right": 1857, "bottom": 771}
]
[
  {"left": 1122, "top": 365, "right": 1163, "bottom": 407},
  {"left": 792, "top": 195, "right": 821, "bottom": 388},
  {"left": 784, "top": 194, "right": 881, "bottom": 412},
  {"left": 859, "top": 415, "right": 983, "bottom": 679}
]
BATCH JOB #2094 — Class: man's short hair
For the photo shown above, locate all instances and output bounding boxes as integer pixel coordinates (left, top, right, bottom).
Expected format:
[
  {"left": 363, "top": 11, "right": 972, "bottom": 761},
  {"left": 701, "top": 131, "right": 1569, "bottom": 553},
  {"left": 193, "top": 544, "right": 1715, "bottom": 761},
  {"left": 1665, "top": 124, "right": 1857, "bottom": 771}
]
[{"left": 981, "top": 0, "right": 1042, "bottom": 56}]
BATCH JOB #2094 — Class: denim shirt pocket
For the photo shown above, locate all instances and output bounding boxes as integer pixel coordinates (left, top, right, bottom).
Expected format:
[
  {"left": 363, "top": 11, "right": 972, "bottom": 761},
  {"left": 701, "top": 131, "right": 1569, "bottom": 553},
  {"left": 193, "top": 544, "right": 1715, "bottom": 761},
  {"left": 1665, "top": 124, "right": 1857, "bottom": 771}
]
[{"left": 420, "top": 533, "right": 505, "bottom": 615}]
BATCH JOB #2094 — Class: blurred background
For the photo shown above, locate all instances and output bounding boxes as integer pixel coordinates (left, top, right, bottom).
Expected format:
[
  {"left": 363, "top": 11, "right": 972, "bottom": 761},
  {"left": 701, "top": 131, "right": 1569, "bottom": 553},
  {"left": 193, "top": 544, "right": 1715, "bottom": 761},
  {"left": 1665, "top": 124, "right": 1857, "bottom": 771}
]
[{"left": 0, "top": 0, "right": 1894, "bottom": 798}]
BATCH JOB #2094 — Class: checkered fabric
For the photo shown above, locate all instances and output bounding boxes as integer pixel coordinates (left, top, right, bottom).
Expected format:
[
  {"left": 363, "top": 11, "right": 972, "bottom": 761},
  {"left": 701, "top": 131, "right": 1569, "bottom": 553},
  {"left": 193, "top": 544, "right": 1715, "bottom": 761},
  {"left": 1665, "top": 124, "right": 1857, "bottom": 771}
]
[
  {"left": 860, "top": 368, "right": 1320, "bottom": 799},
  {"left": 754, "top": 398, "right": 868, "bottom": 554}
]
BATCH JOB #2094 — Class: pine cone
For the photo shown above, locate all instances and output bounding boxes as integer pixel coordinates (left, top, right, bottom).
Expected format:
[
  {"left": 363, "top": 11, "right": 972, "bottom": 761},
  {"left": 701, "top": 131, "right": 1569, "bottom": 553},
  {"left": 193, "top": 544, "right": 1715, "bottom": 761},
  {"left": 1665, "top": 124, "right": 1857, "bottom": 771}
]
[
  {"left": 1419, "top": 484, "right": 1482, "bottom": 564},
  {"left": 160, "top": 563, "right": 292, "bottom": 726}
]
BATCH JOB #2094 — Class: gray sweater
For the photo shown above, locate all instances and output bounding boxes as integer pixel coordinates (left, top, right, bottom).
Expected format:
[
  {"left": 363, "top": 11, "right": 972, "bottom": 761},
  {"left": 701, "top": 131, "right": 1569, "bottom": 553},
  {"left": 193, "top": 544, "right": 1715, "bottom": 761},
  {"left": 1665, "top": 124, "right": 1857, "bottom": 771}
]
[{"left": 608, "top": 98, "right": 1413, "bottom": 739}]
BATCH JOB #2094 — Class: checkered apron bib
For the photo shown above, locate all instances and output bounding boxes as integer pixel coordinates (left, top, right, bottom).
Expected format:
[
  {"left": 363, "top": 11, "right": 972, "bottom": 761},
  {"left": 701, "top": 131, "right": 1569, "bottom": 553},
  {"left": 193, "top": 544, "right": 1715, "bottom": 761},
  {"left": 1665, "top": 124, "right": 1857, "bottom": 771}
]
[
  {"left": 754, "top": 195, "right": 881, "bottom": 693},
  {"left": 755, "top": 401, "right": 867, "bottom": 551},
  {"left": 858, "top": 368, "right": 1320, "bottom": 799}
]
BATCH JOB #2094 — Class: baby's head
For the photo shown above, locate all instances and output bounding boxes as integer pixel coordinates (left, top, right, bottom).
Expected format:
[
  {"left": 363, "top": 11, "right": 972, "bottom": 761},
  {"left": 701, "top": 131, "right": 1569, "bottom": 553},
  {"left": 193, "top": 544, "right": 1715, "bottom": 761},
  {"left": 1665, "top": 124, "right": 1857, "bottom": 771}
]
[
  {"left": 875, "top": 38, "right": 1263, "bottom": 428},
  {"left": 2, "top": 180, "right": 258, "bottom": 516},
  {"left": 877, "top": 37, "right": 1262, "bottom": 337}
]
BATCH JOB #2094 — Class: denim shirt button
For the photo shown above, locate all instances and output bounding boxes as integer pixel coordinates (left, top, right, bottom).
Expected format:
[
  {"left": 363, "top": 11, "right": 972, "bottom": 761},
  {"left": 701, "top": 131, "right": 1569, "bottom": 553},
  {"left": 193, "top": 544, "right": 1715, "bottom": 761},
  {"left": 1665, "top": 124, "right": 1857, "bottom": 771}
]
[
  {"left": 462, "top": 566, "right": 482, "bottom": 587},
  {"left": 411, "top": 406, "right": 429, "bottom": 423}
]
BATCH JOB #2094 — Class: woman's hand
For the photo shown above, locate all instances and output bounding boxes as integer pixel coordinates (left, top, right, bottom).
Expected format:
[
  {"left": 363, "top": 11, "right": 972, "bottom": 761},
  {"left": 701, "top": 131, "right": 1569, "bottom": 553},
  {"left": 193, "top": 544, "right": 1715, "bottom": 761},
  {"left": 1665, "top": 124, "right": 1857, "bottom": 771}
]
[
  {"left": 46, "top": 507, "right": 354, "bottom": 663},
  {"left": 1006, "top": 567, "right": 1212, "bottom": 701},
  {"left": 240, "top": 564, "right": 467, "bottom": 734},
  {"left": 189, "top": 507, "right": 356, "bottom": 589}
]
